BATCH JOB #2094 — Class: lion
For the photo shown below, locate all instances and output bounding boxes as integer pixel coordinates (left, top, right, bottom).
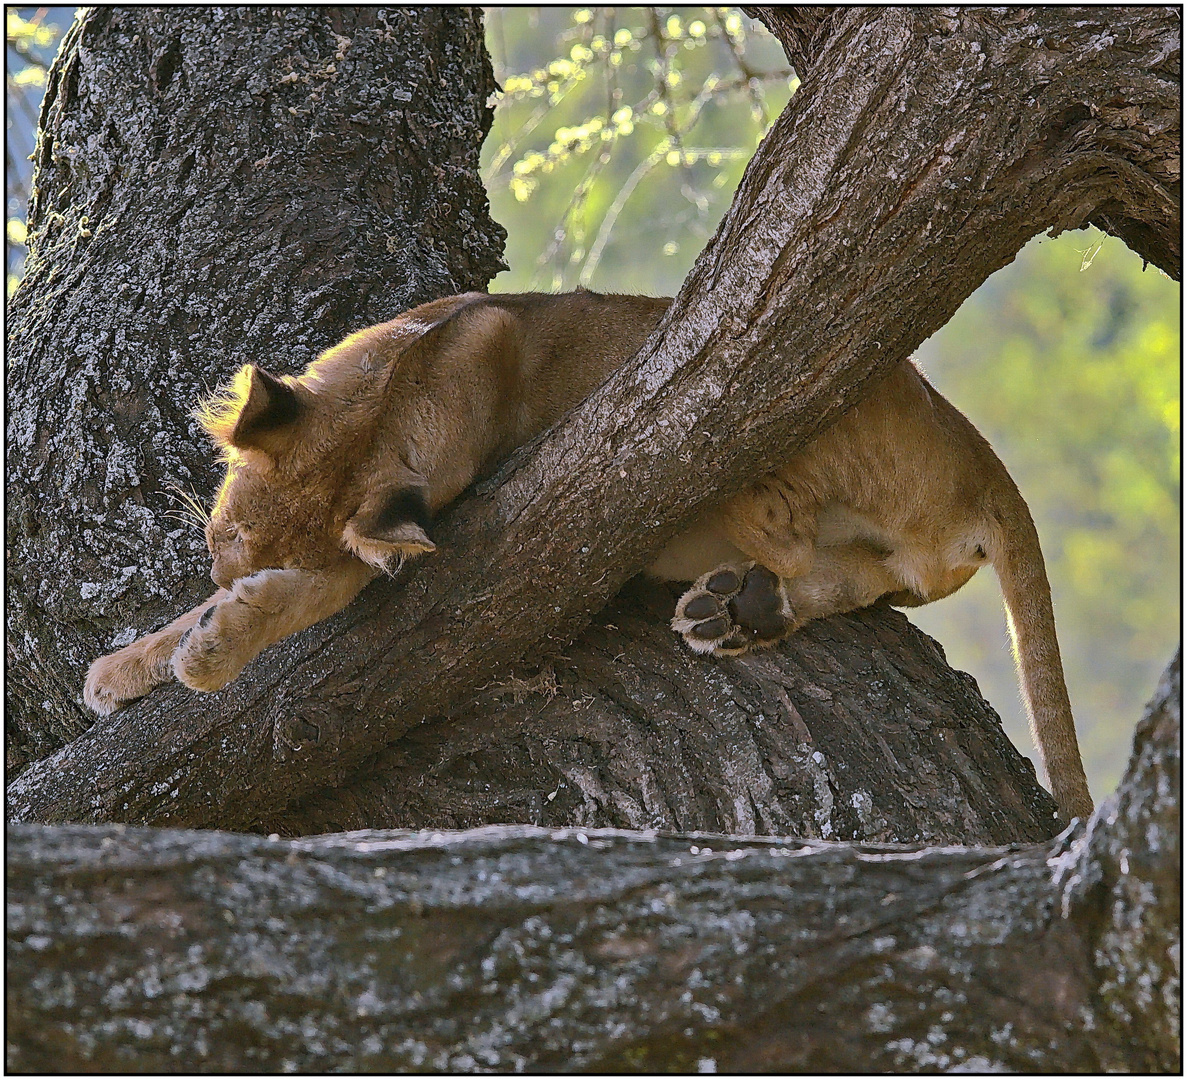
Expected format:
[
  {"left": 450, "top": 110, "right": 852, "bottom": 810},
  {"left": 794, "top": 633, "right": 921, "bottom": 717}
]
[{"left": 84, "top": 289, "right": 1094, "bottom": 820}]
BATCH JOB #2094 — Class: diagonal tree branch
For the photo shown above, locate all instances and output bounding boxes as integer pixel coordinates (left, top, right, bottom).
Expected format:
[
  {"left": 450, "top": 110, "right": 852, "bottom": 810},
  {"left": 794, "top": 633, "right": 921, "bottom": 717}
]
[{"left": 8, "top": 7, "right": 1180, "bottom": 830}]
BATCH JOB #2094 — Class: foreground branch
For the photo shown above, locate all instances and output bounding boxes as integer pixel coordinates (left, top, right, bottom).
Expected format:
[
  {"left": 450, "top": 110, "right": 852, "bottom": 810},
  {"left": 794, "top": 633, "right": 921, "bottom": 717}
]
[
  {"left": 7, "top": 653, "right": 1178, "bottom": 1072},
  {"left": 8, "top": 7, "right": 1179, "bottom": 829}
]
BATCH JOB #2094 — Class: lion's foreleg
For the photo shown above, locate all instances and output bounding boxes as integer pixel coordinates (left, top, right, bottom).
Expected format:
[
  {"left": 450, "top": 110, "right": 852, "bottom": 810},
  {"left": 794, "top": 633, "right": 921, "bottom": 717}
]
[
  {"left": 84, "top": 589, "right": 230, "bottom": 715},
  {"left": 171, "top": 561, "right": 376, "bottom": 693}
]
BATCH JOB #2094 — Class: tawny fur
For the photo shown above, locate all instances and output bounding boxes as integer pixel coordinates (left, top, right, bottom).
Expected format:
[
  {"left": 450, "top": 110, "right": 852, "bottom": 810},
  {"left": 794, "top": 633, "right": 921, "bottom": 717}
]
[{"left": 84, "top": 290, "right": 1094, "bottom": 820}]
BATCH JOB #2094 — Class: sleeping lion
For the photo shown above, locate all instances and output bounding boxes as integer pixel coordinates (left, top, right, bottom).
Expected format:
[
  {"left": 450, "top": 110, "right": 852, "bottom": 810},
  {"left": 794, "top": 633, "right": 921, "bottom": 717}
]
[{"left": 84, "top": 289, "right": 1093, "bottom": 820}]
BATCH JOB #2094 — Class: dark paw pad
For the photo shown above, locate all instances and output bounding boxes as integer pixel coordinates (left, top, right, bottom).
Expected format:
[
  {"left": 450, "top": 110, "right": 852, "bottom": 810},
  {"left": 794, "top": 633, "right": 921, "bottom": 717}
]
[
  {"left": 682, "top": 593, "right": 722, "bottom": 620},
  {"left": 199, "top": 604, "right": 218, "bottom": 628},
  {"left": 731, "top": 566, "right": 787, "bottom": 638},
  {"left": 689, "top": 615, "right": 731, "bottom": 640},
  {"left": 705, "top": 568, "right": 741, "bottom": 594},
  {"left": 672, "top": 562, "right": 792, "bottom": 655}
]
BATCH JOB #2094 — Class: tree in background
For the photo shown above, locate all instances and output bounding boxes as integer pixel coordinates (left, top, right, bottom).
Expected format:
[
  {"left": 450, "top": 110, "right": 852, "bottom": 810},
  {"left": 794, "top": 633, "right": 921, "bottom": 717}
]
[
  {"left": 9, "top": 9, "right": 1178, "bottom": 800},
  {"left": 4, "top": 0, "right": 1063, "bottom": 846}
]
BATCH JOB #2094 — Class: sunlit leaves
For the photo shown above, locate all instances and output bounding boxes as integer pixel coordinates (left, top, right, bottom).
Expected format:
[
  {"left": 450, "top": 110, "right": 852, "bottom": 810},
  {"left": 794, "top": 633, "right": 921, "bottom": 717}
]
[
  {"left": 483, "top": 6, "right": 793, "bottom": 290},
  {"left": 7, "top": 8, "right": 68, "bottom": 294},
  {"left": 11, "top": 65, "right": 45, "bottom": 87},
  {"left": 6, "top": 9, "right": 60, "bottom": 50}
]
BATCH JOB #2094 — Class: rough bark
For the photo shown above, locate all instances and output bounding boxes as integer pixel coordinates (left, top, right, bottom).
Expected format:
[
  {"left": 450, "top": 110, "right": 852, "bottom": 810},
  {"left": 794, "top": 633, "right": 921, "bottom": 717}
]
[
  {"left": 6, "top": 6, "right": 505, "bottom": 769},
  {"left": 750, "top": 4, "right": 1181, "bottom": 278},
  {"left": 8, "top": 6, "right": 1178, "bottom": 833},
  {"left": 272, "top": 581, "right": 1061, "bottom": 844},
  {"left": 6, "top": 651, "right": 1178, "bottom": 1073}
]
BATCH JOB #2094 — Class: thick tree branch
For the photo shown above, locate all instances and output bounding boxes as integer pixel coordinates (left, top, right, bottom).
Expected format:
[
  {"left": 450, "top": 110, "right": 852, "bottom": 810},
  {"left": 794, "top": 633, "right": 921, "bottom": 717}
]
[
  {"left": 8, "top": 7, "right": 1179, "bottom": 829},
  {"left": 6, "top": 651, "right": 1178, "bottom": 1072},
  {"left": 267, "top": 584, "right": 1063, "bottom": 842}
]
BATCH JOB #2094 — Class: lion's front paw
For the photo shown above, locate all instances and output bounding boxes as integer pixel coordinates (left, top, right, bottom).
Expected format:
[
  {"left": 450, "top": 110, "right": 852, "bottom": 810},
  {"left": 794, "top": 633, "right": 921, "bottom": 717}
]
[
  {"left": 171, "top": 602, "right": 244, "bottom": 692},
  {"left": 671, "top": 563, "right": 792, "bottom": 655},
  {"left": 84, "top": 644, "right": 172, "bottom": 716}
]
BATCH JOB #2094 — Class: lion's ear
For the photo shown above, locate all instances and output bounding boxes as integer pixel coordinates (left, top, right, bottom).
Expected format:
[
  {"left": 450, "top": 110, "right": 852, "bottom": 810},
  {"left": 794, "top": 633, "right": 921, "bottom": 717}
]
[
  {"left": 343, "top": 486, "right": 437, "bottom": 573},
  {"left": 231, "top": 367, "right": 303, "bottom": 451},
  {"left": 196, "top": 365, "right": 304, "bottom": 457}
]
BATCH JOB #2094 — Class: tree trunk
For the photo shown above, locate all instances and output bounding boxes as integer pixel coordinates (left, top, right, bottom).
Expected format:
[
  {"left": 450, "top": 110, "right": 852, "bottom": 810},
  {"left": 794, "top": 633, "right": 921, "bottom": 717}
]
[
  {"left": 7, "top": 6, "right": 1177, "bottom": 833},
  {"left": 5, "top": 6, "right": 505, "bottom": 770},
  {"left": 6, "top": 651, "right": 1177, "bottom": 1073}
]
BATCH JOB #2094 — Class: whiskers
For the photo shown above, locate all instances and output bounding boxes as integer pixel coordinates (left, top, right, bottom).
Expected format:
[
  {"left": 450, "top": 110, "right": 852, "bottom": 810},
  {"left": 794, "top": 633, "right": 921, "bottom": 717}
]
[{"left": 162, "top": 482, "right": 212, "bottom": 536}]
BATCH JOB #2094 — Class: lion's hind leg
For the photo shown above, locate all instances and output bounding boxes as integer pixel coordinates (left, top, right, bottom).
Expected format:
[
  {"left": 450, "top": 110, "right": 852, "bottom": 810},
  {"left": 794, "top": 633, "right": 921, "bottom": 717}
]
[
  {"left": 672, "top": 477, "right": 816, "bottom": 656},
  {"left": 779, "top": 543, "right": 915, "bottom": 622},
  {"left": 673, "top": 542, "right": 921, "bottom": 657}
]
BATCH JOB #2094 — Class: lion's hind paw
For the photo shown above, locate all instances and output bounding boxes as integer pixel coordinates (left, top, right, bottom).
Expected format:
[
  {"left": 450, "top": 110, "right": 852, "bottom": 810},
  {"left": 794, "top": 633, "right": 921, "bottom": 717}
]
[{"left": 671, "top": 563, "right": 792, "bottom": 656}]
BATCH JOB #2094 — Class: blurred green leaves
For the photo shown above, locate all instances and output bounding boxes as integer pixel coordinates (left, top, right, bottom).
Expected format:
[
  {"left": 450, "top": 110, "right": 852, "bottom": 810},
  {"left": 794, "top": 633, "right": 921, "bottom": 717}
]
[
  {"left": 7, "top": 6, "right": 70, "bottom": 296},
  {"left": 7, "top": 8, "right": 60, "bottom": 56},
  {"left": 483, "top": 7, "right": 794, "bottom": 292}
]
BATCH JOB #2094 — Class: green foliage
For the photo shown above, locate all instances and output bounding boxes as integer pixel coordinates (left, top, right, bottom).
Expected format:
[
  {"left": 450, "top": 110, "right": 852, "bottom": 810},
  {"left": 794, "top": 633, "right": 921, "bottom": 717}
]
[
  {"left": 912, "top": 231, "right": 1180, "bottom": 799},
  {"left": 483, "top": 7, "right": 794, "bottom": 292}
]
